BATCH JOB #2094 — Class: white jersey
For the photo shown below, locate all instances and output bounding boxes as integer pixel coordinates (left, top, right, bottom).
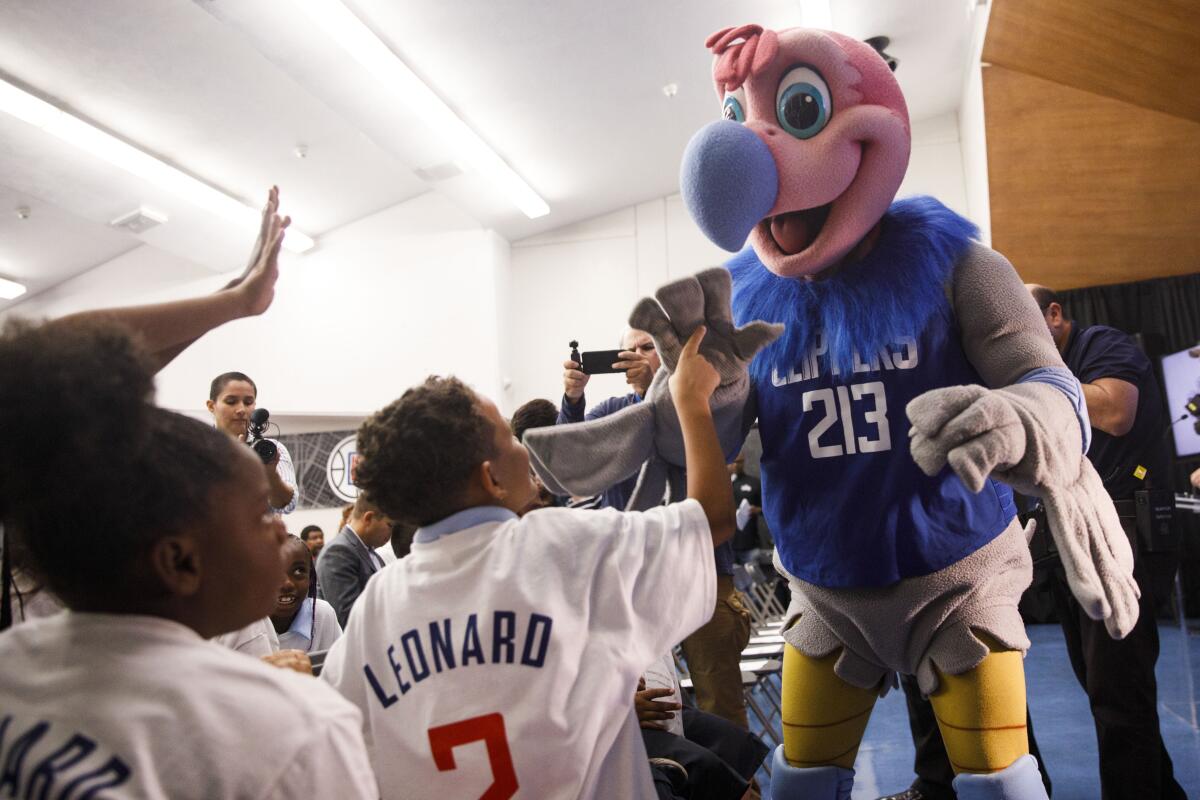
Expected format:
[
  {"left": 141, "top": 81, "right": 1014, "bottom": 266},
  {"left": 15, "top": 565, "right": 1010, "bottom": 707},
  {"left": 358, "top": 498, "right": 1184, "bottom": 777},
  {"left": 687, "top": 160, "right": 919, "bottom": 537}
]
[
  {"left": 643, "top": 652, "right": 686, "bottom": 738},
  {"left": 0, "top": 612, "right": 378, "bottom": 799},
  {"left": 321, "top": 500, "right": 716, "bottom": 800},
  {"left": 212, "top": 615, "right": 280, "bottom": 657}
]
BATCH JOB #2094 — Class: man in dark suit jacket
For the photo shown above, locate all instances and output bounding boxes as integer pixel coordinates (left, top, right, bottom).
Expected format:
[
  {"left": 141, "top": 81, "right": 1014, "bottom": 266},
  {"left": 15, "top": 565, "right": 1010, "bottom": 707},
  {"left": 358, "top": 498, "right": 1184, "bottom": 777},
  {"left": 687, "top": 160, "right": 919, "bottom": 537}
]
[{"left": 316, "top": 494, "right": 394, "bottom": 628}]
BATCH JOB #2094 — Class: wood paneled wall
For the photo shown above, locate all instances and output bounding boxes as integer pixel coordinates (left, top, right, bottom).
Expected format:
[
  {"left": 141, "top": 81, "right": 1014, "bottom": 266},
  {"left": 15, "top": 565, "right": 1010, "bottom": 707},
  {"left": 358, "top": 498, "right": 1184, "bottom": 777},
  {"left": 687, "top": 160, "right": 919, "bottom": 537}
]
[
  {"left": 983, "top": 0, "right": 1200, "bottom": 124},
  {"left": 983, "top": 0, "right": 1200, "bottom": 289}
]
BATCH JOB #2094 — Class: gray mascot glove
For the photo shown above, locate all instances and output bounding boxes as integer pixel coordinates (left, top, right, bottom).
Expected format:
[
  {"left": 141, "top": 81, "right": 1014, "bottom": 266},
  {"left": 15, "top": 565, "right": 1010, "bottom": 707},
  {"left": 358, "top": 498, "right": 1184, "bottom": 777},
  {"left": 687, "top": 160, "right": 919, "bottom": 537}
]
[
  {"left": 906, "top": 382, "right": 1139, "bottom": 639},
  {"left": 524, "top": 268, "right": 782, "bottom": 510}
]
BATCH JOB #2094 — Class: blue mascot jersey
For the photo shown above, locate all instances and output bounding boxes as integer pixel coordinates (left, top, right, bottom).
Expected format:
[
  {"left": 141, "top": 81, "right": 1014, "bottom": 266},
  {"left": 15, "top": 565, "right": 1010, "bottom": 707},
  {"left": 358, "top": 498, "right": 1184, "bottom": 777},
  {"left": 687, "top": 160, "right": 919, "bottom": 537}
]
[{"left": 732, "top": 198, "right": 1017, "bottom": 588}]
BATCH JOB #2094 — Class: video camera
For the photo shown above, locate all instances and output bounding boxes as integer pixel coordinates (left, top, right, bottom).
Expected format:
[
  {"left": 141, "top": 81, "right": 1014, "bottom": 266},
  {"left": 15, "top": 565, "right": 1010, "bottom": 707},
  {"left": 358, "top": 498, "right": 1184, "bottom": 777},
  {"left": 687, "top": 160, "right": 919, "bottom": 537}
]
[{"left": 247, "top": 407, "right": 277, "bottom": 464}]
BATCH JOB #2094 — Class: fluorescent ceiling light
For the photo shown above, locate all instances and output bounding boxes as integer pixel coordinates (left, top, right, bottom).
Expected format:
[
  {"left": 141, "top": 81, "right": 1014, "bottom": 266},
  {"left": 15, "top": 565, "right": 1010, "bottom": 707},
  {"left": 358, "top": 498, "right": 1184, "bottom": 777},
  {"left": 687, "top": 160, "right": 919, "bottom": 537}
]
[
  {"left": 0, "top": 78, "right": 316, "bottom": 253},
  {"left": 0, "top": 277, "right": 27, "bottom": 300},
  {"left": 294, "top": 0, "right": 550, "bottom": 219}
]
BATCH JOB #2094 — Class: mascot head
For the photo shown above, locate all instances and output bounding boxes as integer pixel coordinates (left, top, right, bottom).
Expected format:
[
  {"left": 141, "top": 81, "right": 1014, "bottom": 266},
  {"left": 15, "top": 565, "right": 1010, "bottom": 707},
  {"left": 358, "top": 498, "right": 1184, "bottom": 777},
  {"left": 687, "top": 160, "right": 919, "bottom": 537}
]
[{"left": 681, "top": 25, "right": 911, "bottom": 278}]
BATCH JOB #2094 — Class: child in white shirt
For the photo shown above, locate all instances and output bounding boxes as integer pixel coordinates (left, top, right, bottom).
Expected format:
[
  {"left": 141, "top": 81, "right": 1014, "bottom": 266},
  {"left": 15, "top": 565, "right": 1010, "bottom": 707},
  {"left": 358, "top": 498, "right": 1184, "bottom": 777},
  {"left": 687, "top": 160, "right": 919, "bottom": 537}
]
[
  {"left": 322, "top": 327, "right": 734, "bottom": 799},
  {"left": 272, "top": 535, "right": 342, "bottom": 653}
]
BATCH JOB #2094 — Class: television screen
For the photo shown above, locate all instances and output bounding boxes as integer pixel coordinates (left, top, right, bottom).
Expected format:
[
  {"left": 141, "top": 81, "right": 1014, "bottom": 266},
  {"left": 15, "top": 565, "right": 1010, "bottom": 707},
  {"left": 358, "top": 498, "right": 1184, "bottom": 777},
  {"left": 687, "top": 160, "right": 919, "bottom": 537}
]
[{"left": 1160, "top": 347, "right": 1200, "bottom": 458}]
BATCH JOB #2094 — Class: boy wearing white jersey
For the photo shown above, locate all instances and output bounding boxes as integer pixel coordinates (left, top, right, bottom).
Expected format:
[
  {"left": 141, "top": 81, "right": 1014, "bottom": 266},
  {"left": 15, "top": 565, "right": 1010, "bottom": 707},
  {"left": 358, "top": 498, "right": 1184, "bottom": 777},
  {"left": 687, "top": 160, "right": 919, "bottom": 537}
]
[{"left": 321, "top": 327, "right": 735, "bottom": 799}]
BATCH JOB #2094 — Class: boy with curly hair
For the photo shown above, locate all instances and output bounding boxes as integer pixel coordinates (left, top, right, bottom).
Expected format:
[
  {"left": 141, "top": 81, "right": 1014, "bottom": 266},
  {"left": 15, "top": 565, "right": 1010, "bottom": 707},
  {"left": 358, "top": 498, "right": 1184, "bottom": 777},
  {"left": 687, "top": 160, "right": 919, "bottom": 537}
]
[{"left": 320, "top": 328, "right": 734, "bottom": 799}]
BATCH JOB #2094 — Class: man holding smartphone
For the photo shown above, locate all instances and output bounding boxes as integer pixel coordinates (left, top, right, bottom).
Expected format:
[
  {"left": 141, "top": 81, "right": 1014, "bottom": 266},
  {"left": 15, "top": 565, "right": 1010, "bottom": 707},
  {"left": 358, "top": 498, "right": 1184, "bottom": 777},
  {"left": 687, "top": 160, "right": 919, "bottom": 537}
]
[
  {"left": 558, "top": 328, "right": 661, "bottom": 510},
  {"left": 558, "top": 327, "right": 753, "bottom": 732}
]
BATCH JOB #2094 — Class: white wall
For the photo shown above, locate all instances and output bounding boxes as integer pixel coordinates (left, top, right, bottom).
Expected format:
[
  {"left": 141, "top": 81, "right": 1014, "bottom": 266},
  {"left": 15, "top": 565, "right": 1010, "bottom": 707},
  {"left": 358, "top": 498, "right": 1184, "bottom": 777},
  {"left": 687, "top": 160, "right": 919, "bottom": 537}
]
[
  {"left": 155, "top": 193, "right": 509, "bottom": 416},
  {"left": 899, "top": 112, "right": 969, "bottom": 217},
  {"left": 505, "top": 114, "right": 973, "bottom": 410},
  {"left": 0, "top": 245, "right": 219, "bottom": 323},
  {"left": 959, "top": 0, "right": 994, "bottom": 245},
  {"left": 506, "top": 195, "right": 732, "bottom": 410},
  {"left": 3, "top": 192, "right": 514, "bottom": 419}
]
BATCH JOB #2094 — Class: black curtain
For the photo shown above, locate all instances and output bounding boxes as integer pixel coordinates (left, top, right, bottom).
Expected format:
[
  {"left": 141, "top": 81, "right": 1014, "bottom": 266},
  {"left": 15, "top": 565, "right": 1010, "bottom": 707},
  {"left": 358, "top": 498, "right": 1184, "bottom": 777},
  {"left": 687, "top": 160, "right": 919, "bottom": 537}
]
[
  {"left": 1058, "top": 272, "right": 1200, "bottom": 616},
  {"left": 1059, "top": 272, "right": 1200, "bottom": 355}
]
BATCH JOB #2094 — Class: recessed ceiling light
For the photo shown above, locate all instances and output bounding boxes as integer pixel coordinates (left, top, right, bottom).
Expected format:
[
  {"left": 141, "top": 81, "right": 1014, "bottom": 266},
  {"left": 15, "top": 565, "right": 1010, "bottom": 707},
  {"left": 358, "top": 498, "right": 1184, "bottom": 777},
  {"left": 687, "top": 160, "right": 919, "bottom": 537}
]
[
  {"left": 15, "top": 206, "right": 30, "bottom": 220},
  {"left": 0, "top": 78, "right": 316, "bottom": 253},
  {"left": 293, "top": 0, "right": 549, "bottom": 219},
  {"left": 662, "top": 83, "right": 679, "bottom": 98},
  {"left": 0, "top": 276, "right": 27, "bottom": 300}
]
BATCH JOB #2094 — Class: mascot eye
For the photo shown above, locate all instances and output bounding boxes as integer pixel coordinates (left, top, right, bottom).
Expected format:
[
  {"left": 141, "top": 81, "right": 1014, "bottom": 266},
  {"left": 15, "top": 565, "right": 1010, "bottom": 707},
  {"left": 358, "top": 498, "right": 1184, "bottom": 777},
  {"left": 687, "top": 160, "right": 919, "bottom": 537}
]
[
  {"left": 775, "top": 66, "right": 831, "bottom": 139},
  {"left": 722, "top": 91, "right": 746, "bottom": 123}
]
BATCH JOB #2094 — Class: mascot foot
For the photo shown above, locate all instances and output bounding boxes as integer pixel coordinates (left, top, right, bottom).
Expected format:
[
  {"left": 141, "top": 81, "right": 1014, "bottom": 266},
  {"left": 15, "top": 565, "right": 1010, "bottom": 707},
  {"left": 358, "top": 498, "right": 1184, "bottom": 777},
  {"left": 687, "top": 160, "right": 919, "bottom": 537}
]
[
  {"left": 768, "top": 745, "right": 853, "bottom": 799},
  {"left": 951, "top": 755, "right": 1047, "bottom": 800}
]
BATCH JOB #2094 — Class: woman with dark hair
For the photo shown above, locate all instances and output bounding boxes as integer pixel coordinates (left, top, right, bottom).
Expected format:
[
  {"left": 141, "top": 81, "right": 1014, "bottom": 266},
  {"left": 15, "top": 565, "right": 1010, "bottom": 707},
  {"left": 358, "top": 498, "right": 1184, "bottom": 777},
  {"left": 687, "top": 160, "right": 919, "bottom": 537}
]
[
  {"left": 207, "top": 370, "right": 298, "bottom": 514},
  {"left": 0, "top": 190, "right": 378, "bottom": 797}
]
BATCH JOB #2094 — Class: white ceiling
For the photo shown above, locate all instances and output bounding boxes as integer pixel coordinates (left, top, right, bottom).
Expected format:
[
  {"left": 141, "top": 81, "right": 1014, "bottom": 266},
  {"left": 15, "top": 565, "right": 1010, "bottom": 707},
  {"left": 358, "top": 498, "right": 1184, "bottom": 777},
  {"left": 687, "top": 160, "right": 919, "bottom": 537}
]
[{"left": 0, "top": 0, "right": 976, "bottom": 311}]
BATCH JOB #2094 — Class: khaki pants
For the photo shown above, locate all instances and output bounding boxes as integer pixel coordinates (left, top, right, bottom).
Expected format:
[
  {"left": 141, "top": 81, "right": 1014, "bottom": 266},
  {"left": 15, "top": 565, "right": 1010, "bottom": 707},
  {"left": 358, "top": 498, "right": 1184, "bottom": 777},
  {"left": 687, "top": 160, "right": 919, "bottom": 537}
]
[{"left": 681, "top": 575, "right": 752, "bottom": 729}]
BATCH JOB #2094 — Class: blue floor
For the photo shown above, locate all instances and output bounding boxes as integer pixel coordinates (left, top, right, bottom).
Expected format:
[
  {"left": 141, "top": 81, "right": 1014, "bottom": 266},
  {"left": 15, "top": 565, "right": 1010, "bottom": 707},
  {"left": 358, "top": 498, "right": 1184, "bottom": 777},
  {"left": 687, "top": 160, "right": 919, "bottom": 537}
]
[{"left": 752, "top": 622, "right": 1200, "bottom": 799}]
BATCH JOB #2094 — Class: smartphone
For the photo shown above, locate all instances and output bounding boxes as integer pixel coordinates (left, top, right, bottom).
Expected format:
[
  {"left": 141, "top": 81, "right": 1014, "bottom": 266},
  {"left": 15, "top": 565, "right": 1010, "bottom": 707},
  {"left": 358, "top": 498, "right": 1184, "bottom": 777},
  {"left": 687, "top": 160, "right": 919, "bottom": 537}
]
[{"left": 580, "top": 349, "right": 625, "bottom": 375}]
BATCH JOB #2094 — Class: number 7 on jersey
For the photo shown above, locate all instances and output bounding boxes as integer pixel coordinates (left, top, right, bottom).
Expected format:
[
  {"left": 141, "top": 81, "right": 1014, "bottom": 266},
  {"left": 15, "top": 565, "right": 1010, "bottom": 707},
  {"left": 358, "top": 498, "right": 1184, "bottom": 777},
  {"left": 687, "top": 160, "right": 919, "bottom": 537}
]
[{"left": 428, "top": 713, "right": 519, "bottom": 799}]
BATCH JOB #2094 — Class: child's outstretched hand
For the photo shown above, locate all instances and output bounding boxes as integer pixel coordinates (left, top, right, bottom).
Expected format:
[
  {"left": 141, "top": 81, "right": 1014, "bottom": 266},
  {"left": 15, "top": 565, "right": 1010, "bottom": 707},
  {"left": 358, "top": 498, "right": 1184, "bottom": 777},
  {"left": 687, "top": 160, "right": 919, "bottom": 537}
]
[
  {"left": 669, "top": 326, "right": 719, "bottom": 410},
  {"left": 227, "top": 186, "right": 290, "bottom": 318}
]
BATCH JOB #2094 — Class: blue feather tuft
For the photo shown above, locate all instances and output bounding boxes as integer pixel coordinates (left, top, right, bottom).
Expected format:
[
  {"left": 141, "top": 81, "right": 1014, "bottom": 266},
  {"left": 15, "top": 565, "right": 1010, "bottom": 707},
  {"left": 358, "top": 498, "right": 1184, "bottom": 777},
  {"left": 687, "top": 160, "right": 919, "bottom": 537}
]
[{"left": 729, "top": 196, "right": 978, "bottom": 383}]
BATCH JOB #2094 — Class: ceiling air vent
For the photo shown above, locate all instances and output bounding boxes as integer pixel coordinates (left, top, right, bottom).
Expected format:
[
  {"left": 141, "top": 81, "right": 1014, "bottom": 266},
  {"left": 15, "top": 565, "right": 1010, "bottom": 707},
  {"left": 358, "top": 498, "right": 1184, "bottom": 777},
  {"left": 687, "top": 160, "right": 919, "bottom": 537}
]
[{"left": 109, "top": 207, "right": 168, "bottom": 234}]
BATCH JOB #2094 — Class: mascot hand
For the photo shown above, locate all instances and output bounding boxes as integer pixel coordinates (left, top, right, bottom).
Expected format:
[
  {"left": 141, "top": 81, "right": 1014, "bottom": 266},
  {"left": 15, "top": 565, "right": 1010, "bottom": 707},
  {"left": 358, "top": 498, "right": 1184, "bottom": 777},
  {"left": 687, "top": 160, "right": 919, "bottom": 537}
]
[
  {"left": 906, "top": 385, "right": 1025, "bottom": 492},
  {"left": 524, "top": 268, "right": 781, "bottom": 509},
  {"left": 908, "top": 382, "right": 1139, "bottom": 639},
  {"left": 628, "top": 267, "right": 782, "bottom": 384},
  {"left": 1040, "top": 467, "right": 1140, "bottom": 639}
]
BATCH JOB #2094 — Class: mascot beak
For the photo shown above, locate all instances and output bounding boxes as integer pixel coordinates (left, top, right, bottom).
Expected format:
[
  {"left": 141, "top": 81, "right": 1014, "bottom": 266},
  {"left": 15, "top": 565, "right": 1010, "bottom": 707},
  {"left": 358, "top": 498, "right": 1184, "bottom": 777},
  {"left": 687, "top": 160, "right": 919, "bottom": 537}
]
[{"left": 680, "top": 119, "right": 778, "bottom": 252}]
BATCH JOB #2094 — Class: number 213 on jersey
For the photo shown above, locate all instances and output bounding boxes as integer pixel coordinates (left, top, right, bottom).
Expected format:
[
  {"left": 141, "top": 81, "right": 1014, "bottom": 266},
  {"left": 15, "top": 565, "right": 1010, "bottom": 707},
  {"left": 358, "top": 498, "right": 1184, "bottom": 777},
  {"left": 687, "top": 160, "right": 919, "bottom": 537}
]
[{"left": 802, "top": 381, "right": 891, "bottom": 458}]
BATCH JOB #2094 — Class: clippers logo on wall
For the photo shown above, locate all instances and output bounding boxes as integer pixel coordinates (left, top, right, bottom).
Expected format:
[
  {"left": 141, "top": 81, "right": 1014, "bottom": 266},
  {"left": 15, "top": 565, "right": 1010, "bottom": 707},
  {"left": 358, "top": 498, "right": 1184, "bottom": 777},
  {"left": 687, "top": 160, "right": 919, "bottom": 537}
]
[{"left": 326, "top": 434, "right": 361, "bottom": 502}]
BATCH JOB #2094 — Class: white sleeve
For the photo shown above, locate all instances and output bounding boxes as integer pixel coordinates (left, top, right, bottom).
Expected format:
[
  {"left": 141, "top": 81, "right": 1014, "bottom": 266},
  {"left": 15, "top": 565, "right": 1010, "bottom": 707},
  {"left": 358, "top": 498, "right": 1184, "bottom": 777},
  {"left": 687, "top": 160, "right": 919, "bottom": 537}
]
[
  {"left": 312, "top": 599, "right": 343, "bottom": 652},
  {"left": 271, "top": 441, "right": 299, "bottom": 515},
  {"left": 567, "top": 499, "right": 716, "bottom": 669},
  {"left": 319, "top": 626, "right": 369, "bottom": 735},
  {"left": 212, "top": 618, "right": 278, "bottom": 657},
  {"left": 263, "top": 702, "right": 379, "bottom": 800}
]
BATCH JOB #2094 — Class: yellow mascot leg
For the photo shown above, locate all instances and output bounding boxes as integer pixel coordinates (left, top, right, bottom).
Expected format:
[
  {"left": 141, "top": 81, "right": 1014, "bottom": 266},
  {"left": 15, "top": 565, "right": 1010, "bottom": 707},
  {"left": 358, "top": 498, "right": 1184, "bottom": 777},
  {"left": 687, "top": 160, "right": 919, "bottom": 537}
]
[
  {"left": 928, "top": 636, "right": 1029, "bottom": 774},
  {"left": 781, "top": 643, "right": 878, "bottom": 769}
]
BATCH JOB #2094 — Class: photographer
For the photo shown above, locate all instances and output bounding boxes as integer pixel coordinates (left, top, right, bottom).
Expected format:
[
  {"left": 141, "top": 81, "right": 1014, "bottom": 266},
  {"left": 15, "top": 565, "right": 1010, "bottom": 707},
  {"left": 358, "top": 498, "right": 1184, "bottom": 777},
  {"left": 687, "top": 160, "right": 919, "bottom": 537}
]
[
  {"left": 207, "top": 372, "right": 297, "bottom": 514},
  {"left": 558, "top": 327, "right": 660, "bottom": 510}
]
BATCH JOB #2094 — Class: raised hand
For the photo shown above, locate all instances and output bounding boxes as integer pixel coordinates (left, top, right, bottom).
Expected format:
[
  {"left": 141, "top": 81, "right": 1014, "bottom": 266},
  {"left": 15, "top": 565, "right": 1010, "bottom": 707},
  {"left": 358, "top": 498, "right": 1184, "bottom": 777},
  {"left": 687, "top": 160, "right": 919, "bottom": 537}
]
[
  {"left": 614, "top": 349, "right": 655, "bottom": 397},
  {"left": 669, "top": 326, "right": 719, "bottom": 407},
  {"left": 231, "top": 189, "right": 290, "bottom": 318},
  {"left": 630, "top": 268, "right": 782, "bottom": 384},
  {"left": 51, "top": 186, "right": 294, "bottom": 374},
  {"left": 562, "top": 359, "right": 590, "bottom": 401}
]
